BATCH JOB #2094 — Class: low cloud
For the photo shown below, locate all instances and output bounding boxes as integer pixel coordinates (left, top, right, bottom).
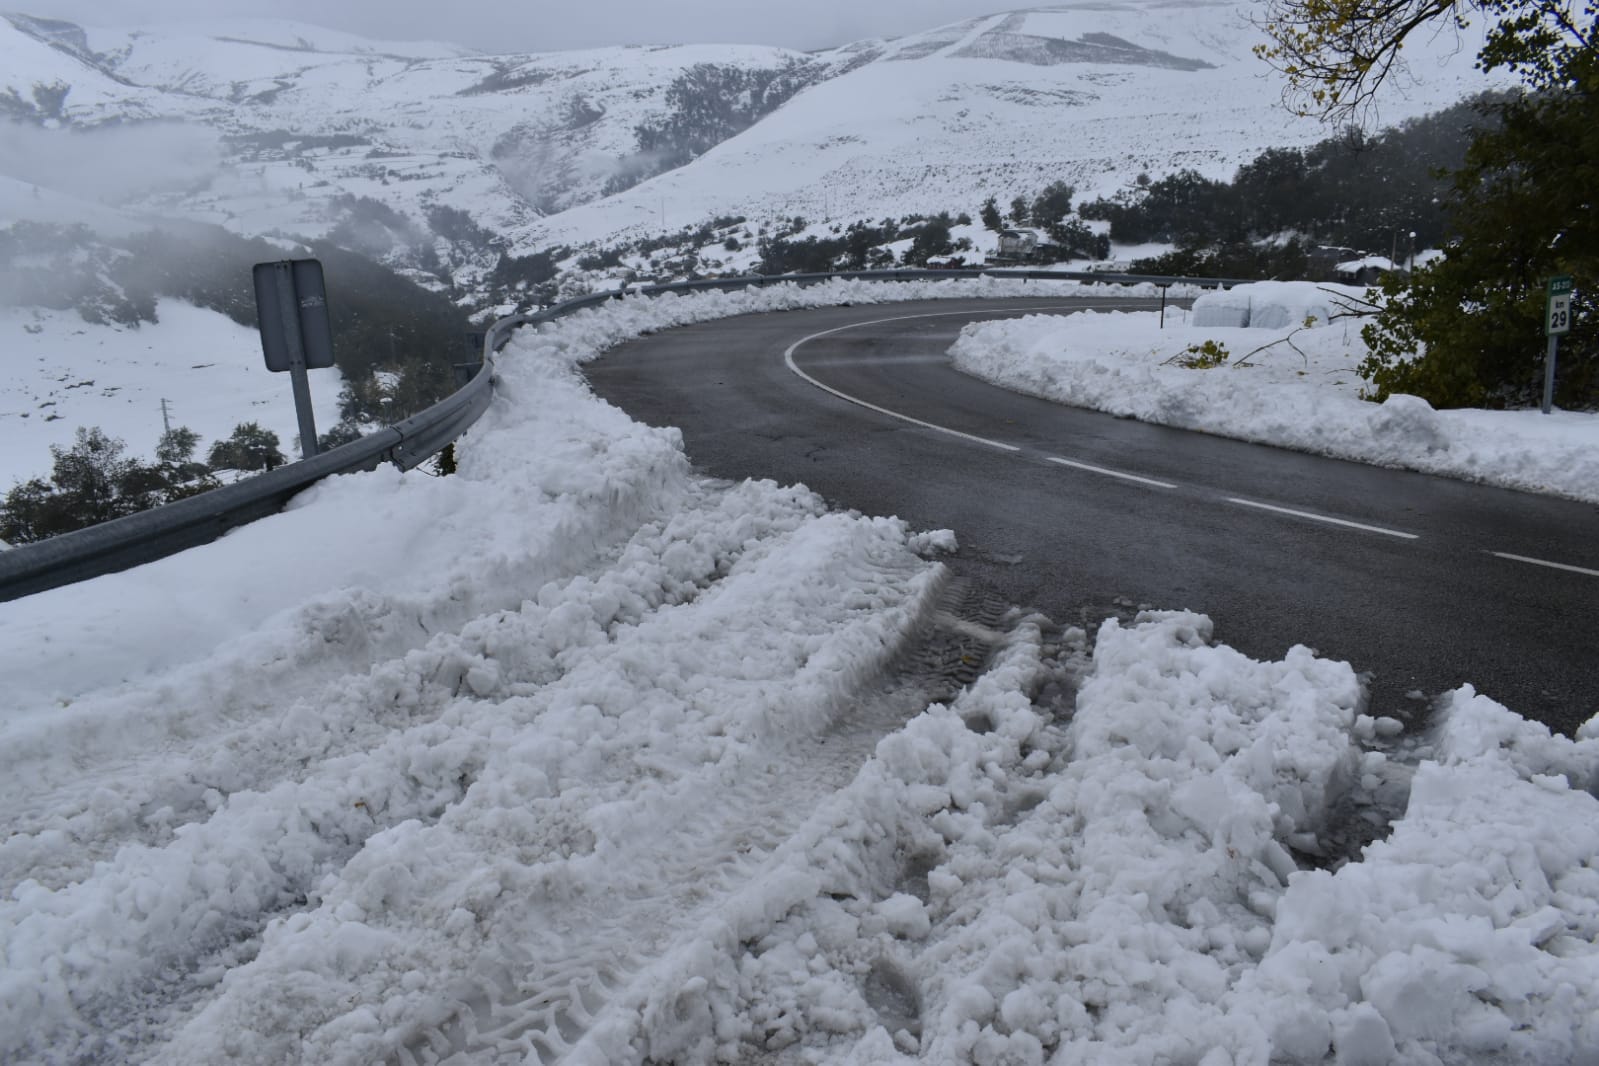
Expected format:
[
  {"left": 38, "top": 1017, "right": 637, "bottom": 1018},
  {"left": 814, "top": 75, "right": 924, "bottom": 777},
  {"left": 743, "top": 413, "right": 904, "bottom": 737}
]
[
  {"left": 0, "top": 120, "right": 222, "bottom": 204},
  {"left": 19, "top": 1, "right": 1022, "bottom": 55}
]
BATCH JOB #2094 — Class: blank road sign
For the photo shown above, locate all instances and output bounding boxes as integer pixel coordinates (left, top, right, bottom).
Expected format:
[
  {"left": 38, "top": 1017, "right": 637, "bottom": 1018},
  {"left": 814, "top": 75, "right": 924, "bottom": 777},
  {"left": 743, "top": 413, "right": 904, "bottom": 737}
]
[{"left": 254, "top": 259, "right": 336, "bottom": 371}]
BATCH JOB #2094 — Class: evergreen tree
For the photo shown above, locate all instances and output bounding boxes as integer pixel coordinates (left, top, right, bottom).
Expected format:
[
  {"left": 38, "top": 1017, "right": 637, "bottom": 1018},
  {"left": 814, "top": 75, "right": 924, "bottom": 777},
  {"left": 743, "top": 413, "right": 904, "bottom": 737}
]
[
  {"left": 208, "top": 422, "right": 286, "bottom": 472},
  {"left": 1030, "top": 182, "right": 1076, "bottom": 233},
  {"left": 1259, "top": 0, "right": 1597, "bottom": 406},
  {"left": 905, "top": 214, "right": 955, "bottom": 265},
  {"left": 1, "top": 428, "right": 171, "bottom": 543},
  {"left": 1360, "top": 70, "right": 1599, "bottom": 406},
  {"left": 318, "top": 421, "right": 365, "bottom": 450},
  {"left": 979, "top": 196, "right": 1004, "bottom": 231},
  {"left": 155, "top": 425, "right": 199, "bottom": 464},
  {"left": 1047, "top": 217, "right": 1112, "bottom": 261}
]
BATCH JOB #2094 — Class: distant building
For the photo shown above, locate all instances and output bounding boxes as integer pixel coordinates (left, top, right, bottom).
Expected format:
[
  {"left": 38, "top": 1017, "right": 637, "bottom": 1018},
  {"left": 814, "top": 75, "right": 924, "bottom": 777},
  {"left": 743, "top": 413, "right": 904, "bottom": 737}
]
[
  {"left": 1306, "top": 245, "right": 1361, "bottom": 280},
  {"left": 1334, "top": 255, "right": 1399, "bottom": 285},
  {"left": 992, "top": 227, "right": 1058, "bottom": 264}
]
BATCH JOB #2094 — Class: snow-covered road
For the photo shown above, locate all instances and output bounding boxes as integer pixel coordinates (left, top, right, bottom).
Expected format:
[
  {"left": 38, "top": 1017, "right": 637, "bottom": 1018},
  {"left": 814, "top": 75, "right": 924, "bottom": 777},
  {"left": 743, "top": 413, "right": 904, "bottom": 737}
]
[{"left": 3, "top": 279, "right": 1597, "bottom": 1065}]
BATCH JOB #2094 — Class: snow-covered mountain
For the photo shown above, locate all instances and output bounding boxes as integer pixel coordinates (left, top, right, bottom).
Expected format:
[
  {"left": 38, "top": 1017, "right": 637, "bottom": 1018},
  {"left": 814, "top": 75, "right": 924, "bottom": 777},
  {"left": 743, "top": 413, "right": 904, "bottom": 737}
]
[
  {"left": 1, "top": 11, "right": 816, "bottom": 262},
  {"left": 519, "top": 2, "right": 1489, "bottom": 251},
  {"left": 2, "top": 4, "right": 1491, "bottom": 266}
]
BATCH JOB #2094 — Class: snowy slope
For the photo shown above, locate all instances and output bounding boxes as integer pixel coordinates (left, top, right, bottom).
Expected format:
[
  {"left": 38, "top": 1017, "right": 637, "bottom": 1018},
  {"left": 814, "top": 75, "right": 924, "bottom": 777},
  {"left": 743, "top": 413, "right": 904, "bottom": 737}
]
[
  {"left": 518, "top": 3, "right": 1493, "bottom": 251},
  {"left": 1, "top": 11, "right": 814, "bottom": 246},
  {"left": 1, "top": 4, "right": 1493, "bottom": 264},
  {"left": 0, "top": 300, "right": 342, "bottom": 485},
  {"left": 0, "top": 14, "right": 161, "bottom": 121},
  {"left": 2, "top": 280, "right": 1595, "bottom": 1065}
]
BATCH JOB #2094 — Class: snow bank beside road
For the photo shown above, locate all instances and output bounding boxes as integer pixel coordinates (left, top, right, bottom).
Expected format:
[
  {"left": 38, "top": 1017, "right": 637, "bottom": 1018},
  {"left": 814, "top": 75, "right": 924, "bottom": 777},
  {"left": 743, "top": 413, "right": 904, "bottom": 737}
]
[
  {"left": 0, "top": 275, "right": 1102, "bottom": 711},
  {"left": 5, "top": 279, "right": 1597, "bottom": 1065},
  {"left": 1, "top": 279, "right": 983, "bottom": 1063},
  {"left": 571, "top": 612, "right": 1599, "bottom": 1065},
  {"left": 949, "top": 285, "right": 1599, "bottom": 503}
]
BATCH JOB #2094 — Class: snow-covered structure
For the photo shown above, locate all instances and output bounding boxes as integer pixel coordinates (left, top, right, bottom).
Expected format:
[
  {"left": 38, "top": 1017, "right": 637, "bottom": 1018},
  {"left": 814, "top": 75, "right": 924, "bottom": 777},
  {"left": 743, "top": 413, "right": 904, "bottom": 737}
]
[
  {"left": 1190, "top": 280, "right": 1364, "bottom": 330},
  {"left": 1335, "top": 255, "right": 1401, "bottom": 285},
  {"left": 992, "top": 227, "right": 1055, "bottom": 264}
]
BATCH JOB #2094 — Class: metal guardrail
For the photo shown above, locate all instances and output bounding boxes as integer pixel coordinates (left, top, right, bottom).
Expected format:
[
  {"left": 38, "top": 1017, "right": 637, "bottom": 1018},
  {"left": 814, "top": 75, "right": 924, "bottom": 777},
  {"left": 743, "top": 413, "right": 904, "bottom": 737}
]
[{"left": 0, "top": 267, "right": 1242, "bottom": 602}]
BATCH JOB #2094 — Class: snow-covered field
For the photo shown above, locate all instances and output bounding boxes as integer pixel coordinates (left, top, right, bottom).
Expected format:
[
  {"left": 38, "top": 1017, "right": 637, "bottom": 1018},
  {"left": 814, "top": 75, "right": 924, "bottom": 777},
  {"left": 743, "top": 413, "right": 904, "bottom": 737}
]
[
  {"left": 951, "top": 281, "right": 1599, "bottom": 504},
  {"left": 4, "top": 279, "right": 1597, "bottom": 1066},
  {"left": 0, "top": 299, "right": 343, "bottom": 486}
]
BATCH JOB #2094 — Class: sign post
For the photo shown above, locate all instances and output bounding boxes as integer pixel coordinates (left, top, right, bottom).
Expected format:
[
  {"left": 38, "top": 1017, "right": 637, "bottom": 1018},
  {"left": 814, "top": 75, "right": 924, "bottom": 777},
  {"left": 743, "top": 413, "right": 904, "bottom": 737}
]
[
  {"left": 253, "top": 259, "right": 336, "bottom": 459},
  {"left": 1543, "top": 274, "right": 1573, "bottom": 414}
]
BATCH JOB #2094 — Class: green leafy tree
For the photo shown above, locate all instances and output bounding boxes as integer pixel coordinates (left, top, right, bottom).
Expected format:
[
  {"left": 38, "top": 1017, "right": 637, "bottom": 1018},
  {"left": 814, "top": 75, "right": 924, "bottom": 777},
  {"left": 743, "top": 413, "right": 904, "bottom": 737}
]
[
  {"left": 1078, "top": 170, "right": 1236, "bottom": 245},
  {"left": 1133, "top": 238, "right": 1310, "bottom": 280},
  {"left": 152, "top": 424, "right": 216, "bottom": 497},
  {"left": 1080, "top": 98, "right": 1488, "bottom": 263},
  {"left": 1256, "top": 0, "right": 1583, "bottom": 122}
]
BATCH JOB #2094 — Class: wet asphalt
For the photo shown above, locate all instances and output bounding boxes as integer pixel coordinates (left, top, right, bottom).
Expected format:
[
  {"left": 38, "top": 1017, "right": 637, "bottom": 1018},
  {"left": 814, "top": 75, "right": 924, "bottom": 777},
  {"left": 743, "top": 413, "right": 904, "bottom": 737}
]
[{"left": 583, "top": 296, "right": 1599, "bottom": 734}]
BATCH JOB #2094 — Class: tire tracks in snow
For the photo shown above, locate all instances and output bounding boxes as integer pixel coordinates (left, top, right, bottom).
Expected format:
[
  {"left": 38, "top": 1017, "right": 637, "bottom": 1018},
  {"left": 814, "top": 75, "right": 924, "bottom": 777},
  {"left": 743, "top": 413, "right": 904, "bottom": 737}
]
[
  {"left": 0, "top": 483, "right": 878, "bottom": 1065},
  {"left": 0, "top": 467, "right": 693, "bottom": 899},
  {"left": 384, "top": 580, "right": 1022, "bottom": 1066}
]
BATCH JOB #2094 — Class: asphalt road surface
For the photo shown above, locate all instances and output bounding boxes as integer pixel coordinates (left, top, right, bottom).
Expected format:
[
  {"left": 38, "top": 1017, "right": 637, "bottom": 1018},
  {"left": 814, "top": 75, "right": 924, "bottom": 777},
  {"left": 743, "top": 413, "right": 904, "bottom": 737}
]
[{"left": 584, "top": 296, "right": 1599, "bottom": 734}]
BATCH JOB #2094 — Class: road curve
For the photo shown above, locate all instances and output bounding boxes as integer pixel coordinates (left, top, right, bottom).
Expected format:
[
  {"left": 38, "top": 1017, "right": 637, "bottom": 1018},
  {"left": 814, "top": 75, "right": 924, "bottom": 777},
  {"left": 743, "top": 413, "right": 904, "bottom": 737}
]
[{"left": 584, "top": 296, "right": 1599, "bottom": 733}]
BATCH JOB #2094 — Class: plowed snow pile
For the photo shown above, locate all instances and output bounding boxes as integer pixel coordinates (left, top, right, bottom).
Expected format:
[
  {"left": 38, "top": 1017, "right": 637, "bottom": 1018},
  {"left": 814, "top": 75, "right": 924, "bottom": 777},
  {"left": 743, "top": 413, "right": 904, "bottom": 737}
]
[
  {"left": 2, "top": 281, "right": 1596, "bottom": 1065},
  {"left": 949, "top": 282, "right": 1599, "bottom": 503}
]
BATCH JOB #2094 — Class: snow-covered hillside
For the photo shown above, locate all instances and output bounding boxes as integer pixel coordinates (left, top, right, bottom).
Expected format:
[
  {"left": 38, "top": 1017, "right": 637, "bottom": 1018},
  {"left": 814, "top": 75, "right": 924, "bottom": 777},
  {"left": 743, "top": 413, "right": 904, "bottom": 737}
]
[
  {"left": 520, "top": 3, "right": 1489, "bottom": 251},
  {"left": 0, "top": 300, "right": 341, "bottom": 486},
  {"left": 2, "top": 4, "right": 1493, "bottom": 267},
  {"left": 2, "top": 11, "right": 815, "bottom": 254}
]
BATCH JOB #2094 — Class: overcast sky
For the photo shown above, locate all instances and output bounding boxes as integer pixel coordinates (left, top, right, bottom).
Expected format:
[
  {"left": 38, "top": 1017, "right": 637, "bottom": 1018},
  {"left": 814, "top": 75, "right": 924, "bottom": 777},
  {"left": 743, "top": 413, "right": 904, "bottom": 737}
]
[{"left": 21, "top": 1, "right": 1039, "bottom": 53}]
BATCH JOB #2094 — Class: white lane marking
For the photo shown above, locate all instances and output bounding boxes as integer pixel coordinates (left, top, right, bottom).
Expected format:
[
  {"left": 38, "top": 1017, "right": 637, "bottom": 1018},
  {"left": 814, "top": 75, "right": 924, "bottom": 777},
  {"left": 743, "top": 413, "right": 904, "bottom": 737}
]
[
  {"left": 781, "top": 303, "right": 1126, "bottom": 453},
  {"left": 1225, "top": 497, "right": 1420, "bottom": 540},
  {"left": 783, "top": 311, "right": 1079, "bottom": 454},
  {"left": 1489, "top": 551, "right": 1599, "bottom": 578},
  {"left": 1047, "top": 457, "right": 1176, "bottom": 490},
  {"left": 818, "top": 352, "right": 949, "bottom": 366}
]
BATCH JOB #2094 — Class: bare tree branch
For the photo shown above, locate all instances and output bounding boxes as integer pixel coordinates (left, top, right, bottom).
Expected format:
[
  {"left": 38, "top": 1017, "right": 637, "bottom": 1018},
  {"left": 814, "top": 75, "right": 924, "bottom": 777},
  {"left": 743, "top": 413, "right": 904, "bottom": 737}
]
[{"left": 1253, "top": 0, "right": 1472, "bottom": 124}]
